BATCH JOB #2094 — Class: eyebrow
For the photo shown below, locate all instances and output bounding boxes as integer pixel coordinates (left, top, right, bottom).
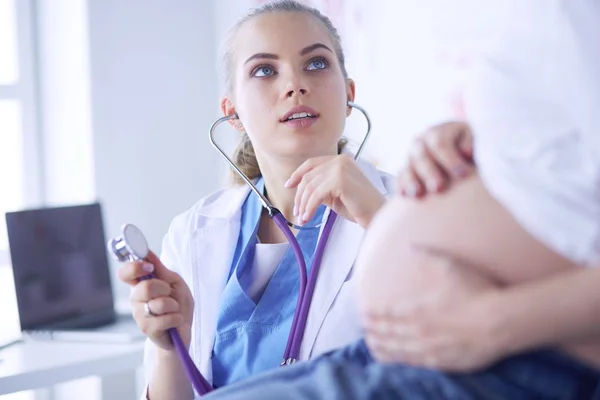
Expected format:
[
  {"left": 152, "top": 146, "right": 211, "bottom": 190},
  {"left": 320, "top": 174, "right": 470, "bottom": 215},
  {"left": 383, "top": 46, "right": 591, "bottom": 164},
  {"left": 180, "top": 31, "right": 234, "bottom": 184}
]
[
  {"left": 243, "top": 42, "right": 333, "bottom": 65},
  {"left": 300, "top": 43, "right": 333, "bottom": 56}
]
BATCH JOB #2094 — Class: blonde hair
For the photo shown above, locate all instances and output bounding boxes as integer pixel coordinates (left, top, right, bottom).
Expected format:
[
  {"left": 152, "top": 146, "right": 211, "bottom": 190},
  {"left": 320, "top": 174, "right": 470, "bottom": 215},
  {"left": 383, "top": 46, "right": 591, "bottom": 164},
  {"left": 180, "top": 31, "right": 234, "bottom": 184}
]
[{"left": 220, "top": 0, "right": 349, "bottom": 184}]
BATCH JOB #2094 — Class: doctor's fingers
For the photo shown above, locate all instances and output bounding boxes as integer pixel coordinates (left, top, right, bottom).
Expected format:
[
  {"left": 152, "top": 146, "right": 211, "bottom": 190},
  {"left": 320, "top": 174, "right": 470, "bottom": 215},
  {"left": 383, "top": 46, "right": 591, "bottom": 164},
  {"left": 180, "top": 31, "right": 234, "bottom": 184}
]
[
  {"left": 117, "top": 261, "right": 156, "bottom": 286},
  {"left": 135, "top": 310, "right": 185, "bottom": 339},
  {"left": 133, "top": 297, "right": 180, "bottom": 320},
  {"left": 285, "top": 155, "right": 335, "bottom": 189},
  {"left": 295, "top": 161, "right": 356, "bottom": 224},
  {"left": 117, "top": 258, "right": 182, "bottom": 288},
  {"left": 422, "top": 126, "right": 474, "bottom": 179},
  {"left": 143, "top": 250, "right": 183, "bottom": 285},
  {"left": 130, "top": 278, "right": 173, "bottom": 303},
  {"left": 296, "top": 173, "right": 339, "bottom": 224},
  {"left": 292, "top": 158, "right": 337, "bottom": 217},
  {"left": 295, "top": 156, "right": 360, "bottom": 218}
]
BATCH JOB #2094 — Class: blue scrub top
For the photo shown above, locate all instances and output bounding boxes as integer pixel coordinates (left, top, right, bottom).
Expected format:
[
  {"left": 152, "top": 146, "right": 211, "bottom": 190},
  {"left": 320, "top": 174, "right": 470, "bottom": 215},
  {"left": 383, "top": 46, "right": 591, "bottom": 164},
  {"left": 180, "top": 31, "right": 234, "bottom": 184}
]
[{"left": 211, "top": 178, "right": 325, "bottom": 387}]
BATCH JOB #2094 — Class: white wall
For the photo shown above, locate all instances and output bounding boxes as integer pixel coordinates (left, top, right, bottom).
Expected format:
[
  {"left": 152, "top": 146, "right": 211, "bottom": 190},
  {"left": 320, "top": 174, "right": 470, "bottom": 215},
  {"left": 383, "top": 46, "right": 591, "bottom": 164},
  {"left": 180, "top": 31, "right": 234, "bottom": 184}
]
[
  {"left": 37, "top": 0, "right": 222, "bottom": 300},
  {"left": 86, "top": 0, "right": 222, "bottom": 297},
  {"left": 37, "top": 0, "right": 95, "bottom": 206}
]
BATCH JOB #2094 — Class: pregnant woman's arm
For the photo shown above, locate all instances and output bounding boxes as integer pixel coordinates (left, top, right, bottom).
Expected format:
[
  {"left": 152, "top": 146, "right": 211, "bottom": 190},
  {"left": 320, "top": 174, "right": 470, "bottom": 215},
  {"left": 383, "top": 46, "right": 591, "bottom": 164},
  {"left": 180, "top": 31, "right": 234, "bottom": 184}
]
[
  {"left": 482, "top": 264, "right": 600, "bottom": 366},
  {"left": 360, "top": 239, "right": 600, "bottom": 372}
]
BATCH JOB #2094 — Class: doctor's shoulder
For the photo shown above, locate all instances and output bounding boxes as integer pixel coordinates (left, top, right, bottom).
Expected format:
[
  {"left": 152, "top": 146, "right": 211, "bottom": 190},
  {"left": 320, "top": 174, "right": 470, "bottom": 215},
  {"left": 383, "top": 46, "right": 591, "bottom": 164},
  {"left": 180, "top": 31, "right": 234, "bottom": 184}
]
[
  {"left": 162, "top": 184, "right": 249, "bottom": 245},
  {"left": 353, "top": 156, "right": 396, "bottom": 198},
  {"left": 379, "top": 170, "right": 395, "bottom": 198}
]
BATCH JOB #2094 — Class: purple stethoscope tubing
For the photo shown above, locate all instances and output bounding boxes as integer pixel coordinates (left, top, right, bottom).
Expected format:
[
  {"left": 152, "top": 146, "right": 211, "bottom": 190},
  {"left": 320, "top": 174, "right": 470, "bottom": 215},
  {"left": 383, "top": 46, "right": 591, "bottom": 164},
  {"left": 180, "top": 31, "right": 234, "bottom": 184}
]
[
  {"left": 137, "top": 274, "right": 214, "bottom": 395},
  {"left": 120, "top": 209, "right": 337, "bottom": 396},
  {"left": 272, "top": 210, "right": 338, "bottom": 363}
]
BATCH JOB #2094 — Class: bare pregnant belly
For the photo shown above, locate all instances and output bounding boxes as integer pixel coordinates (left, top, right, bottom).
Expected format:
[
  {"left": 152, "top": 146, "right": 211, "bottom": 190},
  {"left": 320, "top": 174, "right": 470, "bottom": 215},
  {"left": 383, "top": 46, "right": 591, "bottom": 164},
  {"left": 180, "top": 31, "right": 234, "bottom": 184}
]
[{"left": 356, "top": 174, "right": 600, "bottom": 368}]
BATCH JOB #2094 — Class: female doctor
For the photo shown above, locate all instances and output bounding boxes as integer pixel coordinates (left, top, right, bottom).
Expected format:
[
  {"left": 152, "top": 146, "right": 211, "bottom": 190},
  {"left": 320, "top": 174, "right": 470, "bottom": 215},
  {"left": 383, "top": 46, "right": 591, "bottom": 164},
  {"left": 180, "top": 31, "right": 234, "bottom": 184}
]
[{"left": 117, "top": 1, "right": 471, "bottom": 399}]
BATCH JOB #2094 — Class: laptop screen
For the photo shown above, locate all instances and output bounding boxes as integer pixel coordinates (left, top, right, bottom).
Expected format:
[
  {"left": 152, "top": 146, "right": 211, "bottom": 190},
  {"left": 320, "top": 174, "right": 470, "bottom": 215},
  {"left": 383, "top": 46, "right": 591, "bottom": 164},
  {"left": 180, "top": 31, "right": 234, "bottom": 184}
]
[{"left": 5, "top": 203, "right": 115, "bottom": 330}]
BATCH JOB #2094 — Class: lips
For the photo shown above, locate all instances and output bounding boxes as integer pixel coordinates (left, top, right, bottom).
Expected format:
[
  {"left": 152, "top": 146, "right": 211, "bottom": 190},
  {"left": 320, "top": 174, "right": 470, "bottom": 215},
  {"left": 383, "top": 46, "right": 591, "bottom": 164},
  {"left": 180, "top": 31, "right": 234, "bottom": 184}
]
[{"left": 280, "top": 106, "right": 320, "bottom": 122}]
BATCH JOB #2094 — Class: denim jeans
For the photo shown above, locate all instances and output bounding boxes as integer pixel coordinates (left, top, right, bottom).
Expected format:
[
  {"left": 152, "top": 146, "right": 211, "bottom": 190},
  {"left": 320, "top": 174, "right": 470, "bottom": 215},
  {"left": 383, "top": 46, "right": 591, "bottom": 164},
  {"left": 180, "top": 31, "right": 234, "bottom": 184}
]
[{"left": 204, "top": 339, "right": 600, "bottom": 400}]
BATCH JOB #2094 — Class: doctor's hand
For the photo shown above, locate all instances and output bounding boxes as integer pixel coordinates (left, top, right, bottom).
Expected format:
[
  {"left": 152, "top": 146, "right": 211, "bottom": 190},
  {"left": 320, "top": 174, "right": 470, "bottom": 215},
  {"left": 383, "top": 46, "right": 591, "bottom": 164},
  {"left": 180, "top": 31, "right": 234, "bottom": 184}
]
[
  {"left": 285, "top": 154, "right": 386, "bottom": 229},
  {"left": 118, "top": 250, "right": 194, "bottom": 351},
  {"left": 397, "top": 121, "right": 474, "bottom": 198},
  {"left": 363, "top": 247, "right": 504, "bottom": 373}
]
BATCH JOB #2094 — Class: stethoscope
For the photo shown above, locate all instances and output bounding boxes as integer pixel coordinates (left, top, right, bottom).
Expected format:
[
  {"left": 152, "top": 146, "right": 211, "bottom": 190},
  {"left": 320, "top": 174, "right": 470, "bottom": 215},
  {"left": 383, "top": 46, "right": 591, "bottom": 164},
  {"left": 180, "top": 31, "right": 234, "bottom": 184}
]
[{"left": 107, "top": 101, "right": 371, "bottom": 396}]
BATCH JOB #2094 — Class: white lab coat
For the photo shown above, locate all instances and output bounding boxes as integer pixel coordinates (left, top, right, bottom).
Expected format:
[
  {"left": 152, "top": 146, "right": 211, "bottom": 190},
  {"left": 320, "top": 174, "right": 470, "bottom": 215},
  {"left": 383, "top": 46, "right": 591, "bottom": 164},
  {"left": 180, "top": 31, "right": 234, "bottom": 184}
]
[{"left": 141, "top": 158, "right": 394, "bottom": 397}]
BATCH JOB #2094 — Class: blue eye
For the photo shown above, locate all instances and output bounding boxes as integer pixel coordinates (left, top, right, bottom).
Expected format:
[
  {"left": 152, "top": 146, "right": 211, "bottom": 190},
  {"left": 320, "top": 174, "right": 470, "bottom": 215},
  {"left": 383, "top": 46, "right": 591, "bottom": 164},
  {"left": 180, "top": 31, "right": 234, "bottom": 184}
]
[
  {"left": 306, "top": 57, "right": 329, "bottom": 71},
  {"left": 252, "top": 65, "right": 275, "bottom": 77}
]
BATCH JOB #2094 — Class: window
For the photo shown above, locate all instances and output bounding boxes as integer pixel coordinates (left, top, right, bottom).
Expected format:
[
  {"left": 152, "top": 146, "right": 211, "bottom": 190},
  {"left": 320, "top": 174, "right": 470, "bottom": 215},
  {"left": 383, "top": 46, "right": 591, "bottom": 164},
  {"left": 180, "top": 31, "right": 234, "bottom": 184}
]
[
  {"left": 0, "top": 0, "right": 19, "bottom": 85},
  {"left": 0, "top": 0, "right": 40, "bottom": 268},
  {"left": 0, "top": 0, "right": 39, "bottom": 360},
  {"left": 0, "top": 101, "right": 24, "bottom": 263}
]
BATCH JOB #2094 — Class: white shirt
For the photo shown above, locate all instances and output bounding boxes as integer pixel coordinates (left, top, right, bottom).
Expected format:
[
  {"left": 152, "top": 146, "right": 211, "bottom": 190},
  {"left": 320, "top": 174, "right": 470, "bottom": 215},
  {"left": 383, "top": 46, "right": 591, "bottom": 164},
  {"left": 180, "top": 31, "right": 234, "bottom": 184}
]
[
  {"left": 463, "top": 0, "right": 600, "bottom": 265},
  {"left": 243, "top": 242, "right": 289, "bottom": 303}
]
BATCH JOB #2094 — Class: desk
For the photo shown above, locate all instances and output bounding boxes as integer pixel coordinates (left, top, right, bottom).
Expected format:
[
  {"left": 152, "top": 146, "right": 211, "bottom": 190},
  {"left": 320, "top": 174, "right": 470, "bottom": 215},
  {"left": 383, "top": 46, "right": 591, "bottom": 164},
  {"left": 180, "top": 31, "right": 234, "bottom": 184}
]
[{"left": 0, "top": 339, "right": 145, "bottom": 399}]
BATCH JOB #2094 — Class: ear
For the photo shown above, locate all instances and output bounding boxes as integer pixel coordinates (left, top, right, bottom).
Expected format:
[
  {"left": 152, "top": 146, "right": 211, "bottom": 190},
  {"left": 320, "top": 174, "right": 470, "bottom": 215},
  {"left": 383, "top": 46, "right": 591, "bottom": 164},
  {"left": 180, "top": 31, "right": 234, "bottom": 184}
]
[
  {"left": 345, "top": 78, "right": 356, "bottom": 117},
  {"left": 220, "top": 96, "right": 245, "bottom": 132}
]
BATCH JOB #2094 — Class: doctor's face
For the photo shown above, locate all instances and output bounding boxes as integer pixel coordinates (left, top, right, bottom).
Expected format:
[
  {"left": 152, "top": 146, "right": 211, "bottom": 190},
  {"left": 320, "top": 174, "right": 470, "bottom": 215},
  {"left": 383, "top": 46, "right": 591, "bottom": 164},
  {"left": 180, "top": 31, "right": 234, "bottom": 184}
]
[{"left": 223, "top": 11, "right": 355, "bottom": 162}]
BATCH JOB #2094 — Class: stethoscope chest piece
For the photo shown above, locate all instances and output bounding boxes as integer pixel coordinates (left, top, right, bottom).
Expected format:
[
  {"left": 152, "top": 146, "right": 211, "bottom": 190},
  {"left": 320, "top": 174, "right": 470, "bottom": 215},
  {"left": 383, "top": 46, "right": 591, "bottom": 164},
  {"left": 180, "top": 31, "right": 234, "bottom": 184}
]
[{"left": 107, "top": 223, "right": 149, "bottom": 262}]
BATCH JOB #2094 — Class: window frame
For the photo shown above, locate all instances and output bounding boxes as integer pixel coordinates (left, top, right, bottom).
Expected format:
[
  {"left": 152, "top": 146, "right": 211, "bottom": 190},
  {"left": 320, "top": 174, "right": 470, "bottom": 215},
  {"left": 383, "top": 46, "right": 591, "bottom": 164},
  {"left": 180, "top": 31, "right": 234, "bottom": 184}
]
[{"left": 0, "top": 0, "right": 42, "bottom": 267}]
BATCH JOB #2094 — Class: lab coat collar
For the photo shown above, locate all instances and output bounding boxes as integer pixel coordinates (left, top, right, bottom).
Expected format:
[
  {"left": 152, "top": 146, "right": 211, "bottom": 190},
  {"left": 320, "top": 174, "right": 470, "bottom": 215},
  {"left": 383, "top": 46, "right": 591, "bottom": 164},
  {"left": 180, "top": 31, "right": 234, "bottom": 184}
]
[
  {"left": 192, "top": 154, "right": 387, "bottom": 221},
  {"left": 193, "top": 183, "right": 251, "bottom": 220}
]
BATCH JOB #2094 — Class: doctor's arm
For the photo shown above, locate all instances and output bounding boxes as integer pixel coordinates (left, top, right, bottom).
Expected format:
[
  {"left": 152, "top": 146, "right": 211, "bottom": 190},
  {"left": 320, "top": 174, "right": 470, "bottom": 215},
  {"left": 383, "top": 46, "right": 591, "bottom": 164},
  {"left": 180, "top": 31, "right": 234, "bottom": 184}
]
[
  {"left": 120, "top": 253, "right": 195, "bottom": 400},
  {"left": 118, "top": 222, "right": 195, "bottom": 400}
]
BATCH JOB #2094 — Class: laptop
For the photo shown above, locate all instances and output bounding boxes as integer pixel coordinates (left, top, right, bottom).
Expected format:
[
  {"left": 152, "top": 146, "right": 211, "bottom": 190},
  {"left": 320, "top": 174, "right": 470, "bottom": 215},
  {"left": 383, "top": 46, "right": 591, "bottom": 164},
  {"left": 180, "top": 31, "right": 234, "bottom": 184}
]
[{"left": 4, "top": 202, "right": 144, "bottom": 343}]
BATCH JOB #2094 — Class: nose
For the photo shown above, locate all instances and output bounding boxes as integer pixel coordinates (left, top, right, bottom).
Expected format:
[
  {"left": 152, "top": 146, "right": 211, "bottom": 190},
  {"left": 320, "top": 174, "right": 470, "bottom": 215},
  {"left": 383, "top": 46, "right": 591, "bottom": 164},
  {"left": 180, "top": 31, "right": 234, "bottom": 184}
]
[
  {"left": 286, "top": 87, "right": 307, "bottom": 98},
  {"left": 282, "top": 70, "right": 309, "bottom": 99}
]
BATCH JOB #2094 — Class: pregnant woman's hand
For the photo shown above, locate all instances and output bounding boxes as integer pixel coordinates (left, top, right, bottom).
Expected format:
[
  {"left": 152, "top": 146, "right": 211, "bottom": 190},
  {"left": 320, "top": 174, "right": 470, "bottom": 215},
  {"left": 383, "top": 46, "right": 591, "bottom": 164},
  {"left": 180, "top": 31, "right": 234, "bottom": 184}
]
[
  {"left": 397, "top": 121, "right": 475, "bottom": 198},
  {"left": 363, "top": 246, "right": 504, "bottom": 373}
]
